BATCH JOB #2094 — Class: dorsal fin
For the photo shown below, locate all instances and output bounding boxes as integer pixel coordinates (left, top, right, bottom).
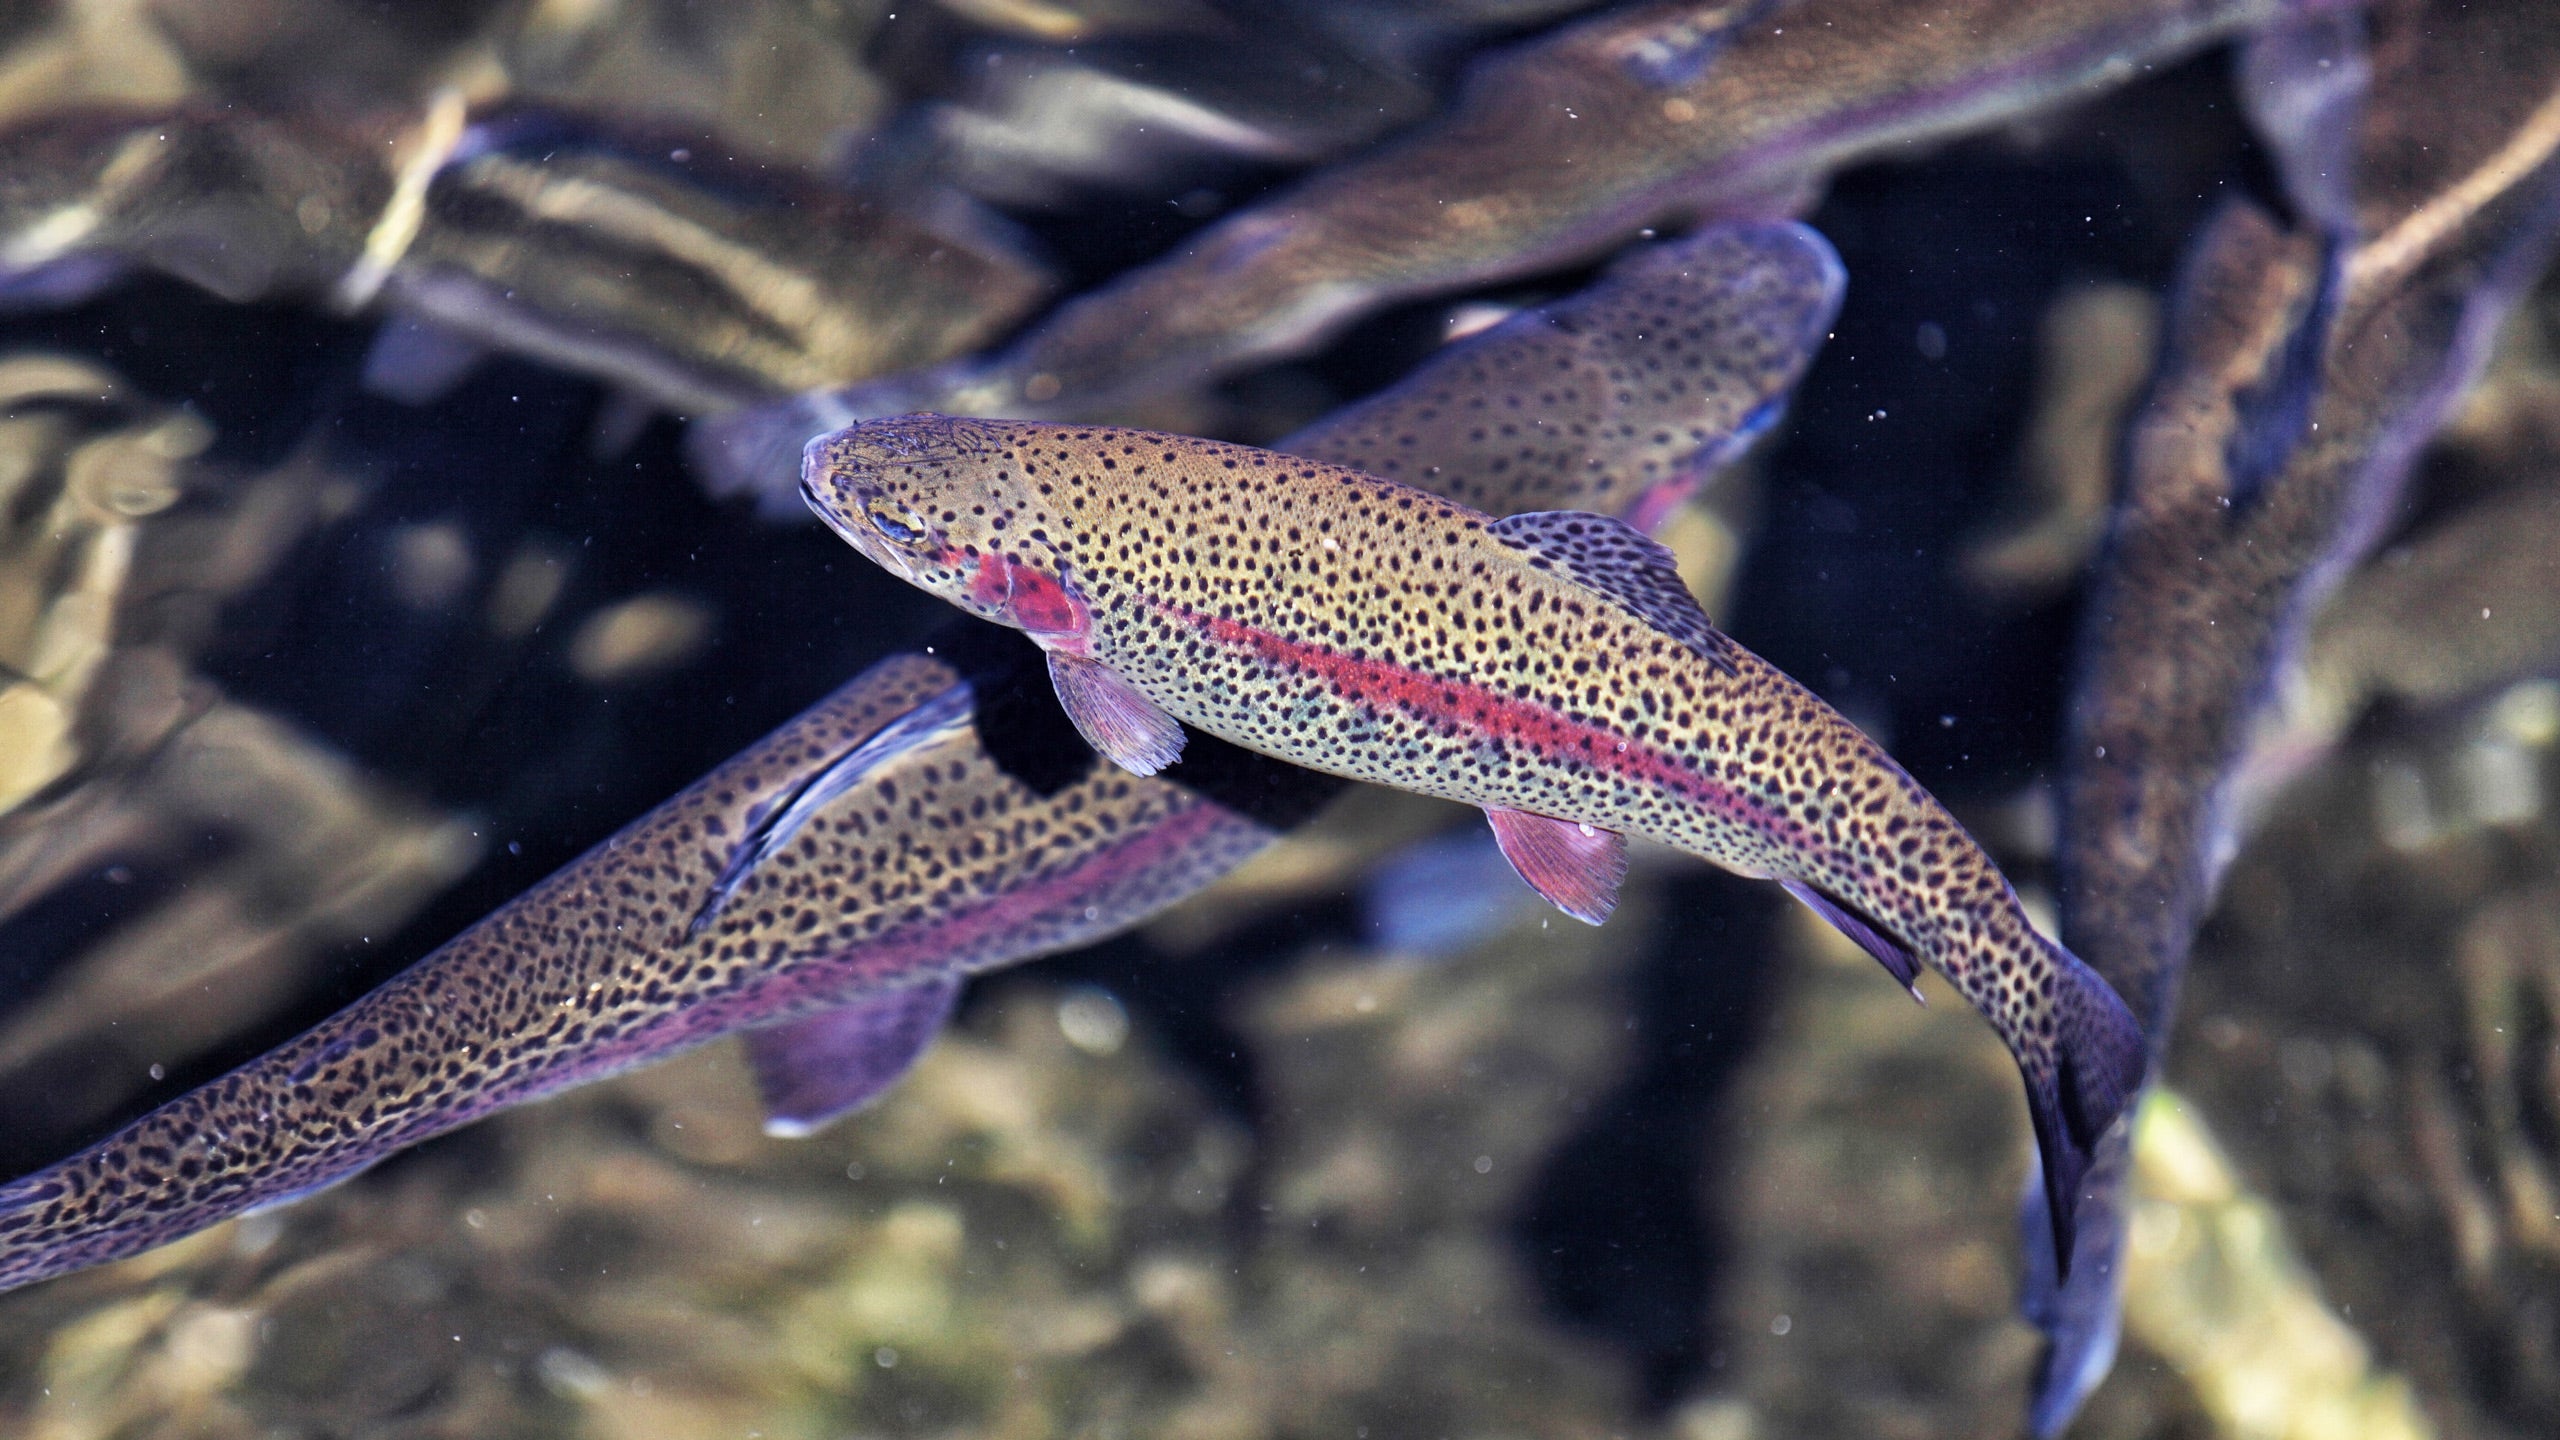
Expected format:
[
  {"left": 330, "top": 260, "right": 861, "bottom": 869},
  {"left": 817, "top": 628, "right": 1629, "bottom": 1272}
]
[
  {"left": 1487, "top": 510, "right": 1739, "bottom": 674},
  {"left": 2221, "top": 236, "right": 2341, "bottom": 514}
]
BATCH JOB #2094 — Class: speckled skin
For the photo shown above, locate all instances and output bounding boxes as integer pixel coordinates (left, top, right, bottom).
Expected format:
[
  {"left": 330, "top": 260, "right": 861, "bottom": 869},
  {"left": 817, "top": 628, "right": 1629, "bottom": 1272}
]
[
  {"left": 2028, "top": 4, "right": 2560, "bottom": 1429},
  {"left": 2068, "top": 0, "right": 2560, "bottom": 1056},
  {"left": 806, "top": 415, "right": 2145, "bottom": 1251},
  {"left": 0, "top": 222, "right": 1833, "bottom": 1295},
  {"left": 1291, "top": 223, "right": 1841, "bottom": 529},
  {"left": 0, "top": 652, "right": 1272, "bottom": 1292}
]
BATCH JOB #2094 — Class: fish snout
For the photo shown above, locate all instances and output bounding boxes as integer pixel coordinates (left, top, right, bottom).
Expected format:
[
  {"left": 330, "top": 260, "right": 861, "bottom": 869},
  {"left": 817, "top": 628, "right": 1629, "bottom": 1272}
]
[
  {"left": 799, "top": 428, "right": 858, "bottom": 515},
  {"left": 796, "top": 436, "right": 830, "bottom": 511},
  {"left": 799, "top": 435, "right": 872, "bottom": 550},
  {"left": 801, "top": 431, "right": 938, "bottom": 559}
]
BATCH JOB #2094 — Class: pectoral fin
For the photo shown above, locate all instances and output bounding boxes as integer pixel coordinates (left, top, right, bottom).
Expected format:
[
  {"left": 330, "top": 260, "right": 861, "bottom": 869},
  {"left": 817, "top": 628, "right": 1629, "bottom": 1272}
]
[
  {"left": 687, "top": 684, "right": 975, "bottom": 939},
  {"left": 745, "top": 978, "right": 961, "bottom": 1137},
  {"left": 1048, "top": 651, "right": 1186, "bottom": 776},
  {"left": 1483, "top": 806, "right": 1626, "bottom": 925},
  {"left": 1780, "top": 878, "right": 1926, "bottom": 1002}
]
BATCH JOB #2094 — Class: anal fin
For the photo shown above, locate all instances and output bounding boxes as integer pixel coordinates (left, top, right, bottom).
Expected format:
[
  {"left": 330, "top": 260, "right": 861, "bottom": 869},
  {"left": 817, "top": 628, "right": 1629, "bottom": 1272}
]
[
  {"left": 1048, "top": 651, "right": 1185, "bottom": 776},
  {"left": 746, "top": 978, "right": 961, "bottom": 1138},
  {"left": 1483, "top": 806, "right": 1626, "bottom": 925},
  {"left": 1780, "top": 878, "right": 1926, "bottom": 1002}
]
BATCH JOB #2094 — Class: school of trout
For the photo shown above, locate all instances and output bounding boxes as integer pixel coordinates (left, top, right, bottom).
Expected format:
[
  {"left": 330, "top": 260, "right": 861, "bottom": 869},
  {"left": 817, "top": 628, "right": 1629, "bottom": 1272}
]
[
  {"left": 11, "top": 2, "right": 2554, "bottom": 1431},
  {"left": 0, "top": 222, "right": 1847, "bottom": 1296}
]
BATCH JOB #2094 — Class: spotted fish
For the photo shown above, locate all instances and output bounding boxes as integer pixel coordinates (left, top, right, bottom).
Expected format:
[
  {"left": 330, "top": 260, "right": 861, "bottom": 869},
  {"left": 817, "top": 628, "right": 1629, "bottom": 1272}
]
[
  {"left": 696, "top": 0, "right": 2306, "bottom": 494},
  {"left": 0, "top": 101, "right": 1047, "bottom": 413},
  {"left": 1289, "top": 225, "right": 1836, "bottom": 531},
  {"left": 0, "top": 647, "right": 1283, "bottom": 1294},
  {"left": 0, "top": 221, "right": 1838, "bottom": 1295},
  {"left": 2025, "top": 0, "right": 2560, "bottom": 1428},
  {"left": 804, "top": 414, "right": 2146, "bottom": 1261}
]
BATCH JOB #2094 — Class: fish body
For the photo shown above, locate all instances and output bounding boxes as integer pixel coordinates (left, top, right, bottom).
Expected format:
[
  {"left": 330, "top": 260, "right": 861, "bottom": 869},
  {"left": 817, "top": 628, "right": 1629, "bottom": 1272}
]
[
  {"left": 0, "top": 650, "right": 1278, "bottom": 1293},
  {"left": 805, "top": 414, "right": 2145, "bottom": 1255},
  {"left": 1288, "top": 222, "right": 1842, "bottom": 528},
  {"left": 0, "top": 221, "right": 1838, "bottom": 1295},
  {"left": 2026, "top": 0, "right": 2560, "bottom": 1428},
  {"left": 697, "top": 0, "right": 2306, "bottom": 495},
  {"left": 0, "top": 102, "right": 1047, "bottom": 413}
]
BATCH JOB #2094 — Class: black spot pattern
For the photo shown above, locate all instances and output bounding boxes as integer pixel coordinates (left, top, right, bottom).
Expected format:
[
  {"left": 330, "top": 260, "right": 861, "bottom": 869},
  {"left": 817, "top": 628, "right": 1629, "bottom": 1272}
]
[
  {"left": 0, "top": 655, "right": 1268, "bottom": 1291},
  {"left": 0, "top": 239, "right": 1847, "bottom": 1294},
  {"left": 809, "top": 418, "right": 2144, "bottom": 1243},
  {"left": 1486, "top": 510, "right": 1738, "bottom": 674},
  {"left": 1291, "top": 223, "right": 1842, "bottom": 519}
]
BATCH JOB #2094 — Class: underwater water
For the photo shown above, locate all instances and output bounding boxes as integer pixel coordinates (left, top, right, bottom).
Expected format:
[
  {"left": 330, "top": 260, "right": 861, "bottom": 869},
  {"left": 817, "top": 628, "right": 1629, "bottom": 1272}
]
[{"left": 0, "top": 2, "right": 2554, "bottom": 1437}]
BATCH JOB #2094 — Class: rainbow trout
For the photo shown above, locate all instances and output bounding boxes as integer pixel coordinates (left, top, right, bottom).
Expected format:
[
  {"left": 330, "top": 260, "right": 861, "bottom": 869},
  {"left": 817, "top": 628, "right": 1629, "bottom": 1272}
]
[
  {"left": 699, "top": 0, "right": 2308, "bottom": 494},
  {"left": 2025, "top": 0, "right": 2560, "bottom": 1429},
  {"left": 0, "top": 221, "right": 1840, "bottom": 1295},
  {"left": 0, "top": 649, "right": 1276, "bottom": 1292},
  {"left": 804, "top": 415, "right": 2146, "bottom": 1259},
  {"left": 0, "top": 101, "right": 1046, "bottom": 412}
]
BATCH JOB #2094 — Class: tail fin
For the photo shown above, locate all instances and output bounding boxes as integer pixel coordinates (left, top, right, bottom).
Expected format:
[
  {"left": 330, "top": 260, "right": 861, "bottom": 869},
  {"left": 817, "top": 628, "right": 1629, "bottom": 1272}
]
[
  {"left": 2021, "top": 943, "right": 2146, "bottom": 1277},
  {"left": 2018, "top": 1120, "right": 2137, "bottom": 1437}
]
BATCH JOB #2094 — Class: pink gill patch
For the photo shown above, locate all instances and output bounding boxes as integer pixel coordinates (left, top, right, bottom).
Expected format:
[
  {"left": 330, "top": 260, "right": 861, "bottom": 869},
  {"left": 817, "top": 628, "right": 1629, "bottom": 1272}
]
[{"left": 970, "top": 551, "right": 1091, "bottom": 646}]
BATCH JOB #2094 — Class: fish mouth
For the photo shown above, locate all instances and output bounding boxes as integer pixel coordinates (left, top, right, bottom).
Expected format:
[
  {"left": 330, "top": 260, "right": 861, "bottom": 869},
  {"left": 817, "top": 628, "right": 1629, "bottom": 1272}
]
[
  {"left": 801, "top": 434, "right": 879, "bottom": 538},
  {"left": 796, "top": 463, "right": 861, "bottom": 546},
  {"left": 799, "top": 457, "right": 923, "bottom": 582},
  {"left": 797, "top": 432, "right": 840, "bottom": 513}
]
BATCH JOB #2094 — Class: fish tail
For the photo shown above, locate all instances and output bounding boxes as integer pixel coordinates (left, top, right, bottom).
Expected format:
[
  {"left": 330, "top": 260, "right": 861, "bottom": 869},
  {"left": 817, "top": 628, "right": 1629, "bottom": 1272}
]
[
  {"left": 2019, "top": 938, "right": 2146, "bottom": 1279},
  {"left": 2018, "top": 1118, "right": 2138, "bottom": 1437},
  {"left": 0, "top": 1170, "right": 73, "bottom": 1294}
]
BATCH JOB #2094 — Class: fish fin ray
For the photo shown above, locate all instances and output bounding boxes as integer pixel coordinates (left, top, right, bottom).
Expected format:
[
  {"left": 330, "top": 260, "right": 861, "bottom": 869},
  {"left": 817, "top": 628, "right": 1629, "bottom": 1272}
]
[
  {"left": 2019, "top": 1121, "right": 2136, "bottom": 1437},
  {"left": 1482, "top": 806, "right": 1625, "bottom": 925},
  {"left": 1047, "top": 651, "right": 1185, "bottom": 776},
  {"left": 2220, "top": 240, "right": 2342, "bottom": 512},
  {"left": 237, "top": 1176, "right": 361, "bottom": 1220},
  {"left": 2020, "top": 944, "right": 2147, "bottom": 1278},
  {"left": 1487, "top": 510, "right": 1738, "bottom": 674},
  {"left": 747, "top": 978, "right": 962, "bottom": 1137},
  {"left": 1779, "top": 878, "right": 1925, "bottom": 1001}
]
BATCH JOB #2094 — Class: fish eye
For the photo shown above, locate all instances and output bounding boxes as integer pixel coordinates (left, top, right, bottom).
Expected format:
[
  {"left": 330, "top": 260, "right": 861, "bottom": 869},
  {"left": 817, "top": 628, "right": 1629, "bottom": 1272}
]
[{"left": 865, "top": 502, "right": 929, "bottom": 546}]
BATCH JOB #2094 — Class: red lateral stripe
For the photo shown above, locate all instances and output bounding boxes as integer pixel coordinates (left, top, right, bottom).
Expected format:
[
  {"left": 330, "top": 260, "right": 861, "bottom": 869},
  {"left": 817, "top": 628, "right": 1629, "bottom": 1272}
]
[{"left": 1168, "top": 602, "right": 1809, "bottom": 844}]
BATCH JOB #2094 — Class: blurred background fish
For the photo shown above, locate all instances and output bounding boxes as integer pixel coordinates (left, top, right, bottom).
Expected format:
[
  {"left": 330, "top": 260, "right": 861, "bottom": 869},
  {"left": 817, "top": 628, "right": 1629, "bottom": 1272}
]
[{"left": 0, "top": 1, "right": 2557, "bottom": 1437}]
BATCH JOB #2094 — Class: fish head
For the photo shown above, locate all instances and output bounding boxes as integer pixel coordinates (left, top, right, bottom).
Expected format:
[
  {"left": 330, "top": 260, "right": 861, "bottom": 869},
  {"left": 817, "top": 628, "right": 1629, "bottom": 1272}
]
[{"left": 801, "top": 414, "right": 1091, "bottom": 644}]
